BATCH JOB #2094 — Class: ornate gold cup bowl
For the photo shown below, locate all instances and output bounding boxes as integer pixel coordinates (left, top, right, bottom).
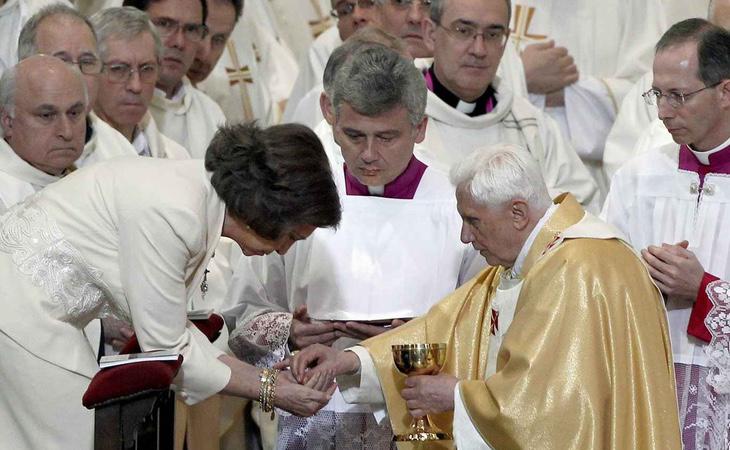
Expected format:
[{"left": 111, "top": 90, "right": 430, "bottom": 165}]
[{"left": 391, "top": 343, "right": 453, "bottom": 442}]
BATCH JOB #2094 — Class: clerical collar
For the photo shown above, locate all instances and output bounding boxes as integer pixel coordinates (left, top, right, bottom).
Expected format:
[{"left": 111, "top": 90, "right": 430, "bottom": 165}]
[
  {"left": 688, "top": 135, "right": 730, "bottom": 165},
  {"left": 424, "top": 65, "right": 496, "bottom": 117},
  {"left": 343, "top": 156, "right": 427, "bottom": 199},
  {"left": 509, "top": 204, "right": 558, "bottom": 278}
]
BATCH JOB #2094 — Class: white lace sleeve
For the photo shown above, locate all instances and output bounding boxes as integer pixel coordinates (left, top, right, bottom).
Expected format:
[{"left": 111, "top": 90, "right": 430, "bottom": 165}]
[
  {"left": 704, "top": 280, "right": 730, "bottom": 394},
  {"left": 228, "top": 311, "right": 292, "bottom": 368}
]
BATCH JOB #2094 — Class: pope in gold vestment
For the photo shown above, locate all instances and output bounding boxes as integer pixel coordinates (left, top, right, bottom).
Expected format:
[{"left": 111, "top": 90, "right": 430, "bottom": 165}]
[{"left": 357, "top": 194, "right": 681, "bottom": 449}]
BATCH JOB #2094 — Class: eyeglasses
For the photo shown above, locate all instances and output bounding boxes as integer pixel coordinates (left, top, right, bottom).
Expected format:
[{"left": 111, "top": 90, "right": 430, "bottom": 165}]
[
  {"left": 330, "top": 0, "right": 377, "bottom": 18},
  {"left": 103, "top": 62, "right": 159, "bottom": 84},
  {"left": 642, "top": 82, "right": 722, "bottom": 108},
  {"left": 151, "top": 17, "right": 208, "bottom": 42},
  {"left": 55, "top": 55, "right": 102, "bottom": 75},
  {"left": 437, "top": 21, "right": 509, "bottom": 46},
  {"left": 389, "top": 0, "right": 432, "bottom": 10}
]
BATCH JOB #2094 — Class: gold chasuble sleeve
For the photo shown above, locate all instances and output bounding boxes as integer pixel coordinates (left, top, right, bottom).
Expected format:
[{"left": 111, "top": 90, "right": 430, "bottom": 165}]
[
  {"left": 459, "top": 239, "right": 680, "bottom": 450},
  {"left": 361, "top": 267, "right": 502, "bottom": 442}
]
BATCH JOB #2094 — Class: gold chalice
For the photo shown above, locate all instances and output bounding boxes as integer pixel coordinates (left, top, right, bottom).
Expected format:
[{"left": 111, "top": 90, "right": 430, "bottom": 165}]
[{"left": 392, "top": 343, "right": 453, "bottom": 442}]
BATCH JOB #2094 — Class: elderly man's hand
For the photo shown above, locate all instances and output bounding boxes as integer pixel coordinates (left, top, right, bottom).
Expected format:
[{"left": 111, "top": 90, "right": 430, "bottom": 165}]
[
  {"left": 333, "top": 319, "right": 407, "bottom": 340},
  {"left": 521, "top": 40, "right": 579, "bottom": 95},
  {"left": 284, "top": 343, "right": 361, "bottom": 386},
  {"left": 641, "top": 240, "right": 705, "bottom": 301},
  {"left": 289, "top": 305, "right": 338, "bottom": 350},
  {"left": 401, "top": 373, "right": 459, "bottom": 417},
  {"left": 274, "top": 370, "right": 335, "bottom": 416}
]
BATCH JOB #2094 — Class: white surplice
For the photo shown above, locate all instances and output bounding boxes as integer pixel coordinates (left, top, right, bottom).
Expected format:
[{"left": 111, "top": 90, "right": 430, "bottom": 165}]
[
  {"left": 420, "top": 76, "right": 600, "bottom": 212},
  {"left": 339, "top": 211, "right": 625, "bottom": 449},
  {"left": 0, "top": 138, "right": 59, "bottom": 213},
  {"left": 601, "top": 141, "right": 730, "bottom": 448},
  {"left": 0, "top": 158, "right": 231, "bottom": 450},
  {"left": 149, "top": 79, "right": 226, "bottom": 159},
  {"left": 0, "top": 0, "right": 72, "bottom": 75},
  {"left": 268, "top": 0, "right": 332, "bottom": 62},
  {"left": 510, "top": 0, "right": 666, "bottom": 193}
]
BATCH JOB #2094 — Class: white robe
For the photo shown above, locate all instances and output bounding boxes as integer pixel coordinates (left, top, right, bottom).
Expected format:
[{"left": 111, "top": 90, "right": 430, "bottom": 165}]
[
  {"left": 420, "top": 77, "right": 600, "bottom": 212},
  {"left": 0, "top": 138, "right": 59, "bottom": 213},
  {"left": 282, "top": 25, "right": 341, "bottom": 124},
  {"left": 0, "top": 0, "right": 72, "bottom": 74},
  {"left": 149, "top": 79, "right": 226, "bottom": 159},
  {"left": 0, "top": 158, "right": 231, "bottom": 450},
  {"left": 510, "top": 0, "right": 666, "bottom": 193},
  {"left": 602, "top": 71, "right": 655, "bottom": 181},
  {"left": 339, "top": 211, "right": 625, "bottom": 449},
  {"left": 196, "top": 21, "right": 279, "bottom": 126},
  {"left": 267, "top": 0, "right": 332, "bottom": 62},
  {"left": 77, "top": 112, "right": 138, "bottom": 168}
]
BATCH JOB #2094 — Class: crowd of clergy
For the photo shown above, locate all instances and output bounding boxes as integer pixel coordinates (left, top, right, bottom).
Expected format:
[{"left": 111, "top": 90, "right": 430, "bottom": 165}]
[{"left": 1, "top": 0, "right": 730, "bottom": 449}]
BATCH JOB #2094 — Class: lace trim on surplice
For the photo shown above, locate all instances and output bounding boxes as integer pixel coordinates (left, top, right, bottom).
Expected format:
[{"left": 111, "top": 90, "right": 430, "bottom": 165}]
[
  {"left": 228, "top": 311, "right": 292, "bottom": 368},
  {"left": 0, "top": 195, "right": 119, "bottom": 326}
]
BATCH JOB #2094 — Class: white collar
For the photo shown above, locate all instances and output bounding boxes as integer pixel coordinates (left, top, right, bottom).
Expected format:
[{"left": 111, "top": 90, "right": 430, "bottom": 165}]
[
  {"left": 154, "top": 82, "right": 186, "bottom": 102},
  {"left": 510, "top": 203, "right": 558, "bottom": 277},
  {"left": 131, "top": 127, "right": 151, "bottom": 157},
  {"left": 690, "top": 134, "right": 730, "bottom": 165},
  {"left": 367, "top": 185, "right": 385, "bottom": 196},
  {"left": 456, "top": 100, "right": 476, "bottom": 115}
]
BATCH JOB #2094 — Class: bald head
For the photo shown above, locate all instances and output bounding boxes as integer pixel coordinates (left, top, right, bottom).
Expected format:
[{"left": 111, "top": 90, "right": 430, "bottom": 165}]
[
  {"left": 710, "top": 0, "right": 730, "bottom": 29},
  {"left": 0, "top": 55, "right": 88, "bottom": 175}
]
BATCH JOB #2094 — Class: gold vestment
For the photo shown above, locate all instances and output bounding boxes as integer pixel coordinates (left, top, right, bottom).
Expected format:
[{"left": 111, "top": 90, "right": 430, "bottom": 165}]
[{"left": 362, "top": 194, "right": 681, "bottom": 449}]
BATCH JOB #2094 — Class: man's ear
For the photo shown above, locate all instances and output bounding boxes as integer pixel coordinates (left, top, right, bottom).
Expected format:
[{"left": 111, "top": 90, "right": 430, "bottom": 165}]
[
  {"left": 510, "top": 199, "right": 530, "bottom": 231},
  {"left": 413, "top": 116, "right": 428, "bottom": 143},
  {"left": 719, "top": 79, "right": 730, "bottom": 109},
  {"left": 0, "top": 108, "right": 13, "bottom": 140},
  {"left": 320, "top": 92, "right": 335, "bottom": 125},
  {"left": 422, "top": 18, "right": 437, "bottom": 55}
]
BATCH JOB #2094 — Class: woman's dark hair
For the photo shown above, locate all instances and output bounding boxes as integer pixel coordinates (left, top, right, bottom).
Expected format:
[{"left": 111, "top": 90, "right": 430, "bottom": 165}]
[{"left": 205, "top": 122, "right": 341, "bottom": 240}]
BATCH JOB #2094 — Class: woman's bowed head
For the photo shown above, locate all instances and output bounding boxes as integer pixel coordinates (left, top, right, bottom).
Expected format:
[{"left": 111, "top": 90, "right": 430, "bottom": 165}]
[{"left": 206, "top": 122, "right": 343, "bottom": 257}]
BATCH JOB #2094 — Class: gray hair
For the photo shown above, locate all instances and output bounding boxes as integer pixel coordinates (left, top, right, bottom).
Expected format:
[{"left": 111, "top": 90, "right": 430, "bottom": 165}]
[
  {"left": 18, "top": 4, "right": 98, "bottom": 61},
  {"left": 0, "top": 61, "right": 88, "bottom": 137},
  {"left": 656, "top": 18, "right": 730, "bottom": 86},
  {"left": 323, "top": 27, "right": 408, "bottom": 97},
  {"left": 430, "top": 0, "right": 512, "bottom": 26},
  {"left": 330, "top": 0, "right": 385, "bottom": 9},
  {"left": 450, "top": 143, "right": 552, "bottom": 209},
  {"left": 90, "top": 7, "right": 163, "bottom": 62},
  {"left": 0, "top": 66, "right": 17, "bottom": 137},
  {"left": 331, "top": 45, "right": 426, "bottom": 125}
]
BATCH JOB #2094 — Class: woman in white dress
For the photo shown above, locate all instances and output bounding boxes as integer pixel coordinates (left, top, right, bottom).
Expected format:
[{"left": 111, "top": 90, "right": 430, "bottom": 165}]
[{"left": 0, "top": 122, "right": 341, "bottom": 450}]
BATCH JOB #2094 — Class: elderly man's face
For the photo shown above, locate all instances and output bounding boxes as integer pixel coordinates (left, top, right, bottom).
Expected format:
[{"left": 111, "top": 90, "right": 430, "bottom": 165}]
[
  {"left": 95, "top": 32, "right": 159, "bottom": 140},
  {"left": 35, "top": 14, "right": 100, "bottom": 107},
  {"left": 334, "top": 102, "right": 427, "bottom": 186},
  {"left": 1, "top": 62, "right": 86, "bottom": 175},
  {"left": 334, "top": 0, "right": 383, "bottom": 40},
  {"left": 456, "top": 186, "right": 522, "bottom": 267},
  {"left": 653, "top": 41, "right": 727, "bottom": 151},
  {"left": 188, "top": 0, "right": 236, "bottom": 83},
  {"left": 146, "top": 0, "right": 204, "bottom": 95},
  {"left": 379, "top": 0, "right": 431, "bottom": 58},
  {"left": 425, "top": 0, "right": 508, "bottom": 101}
]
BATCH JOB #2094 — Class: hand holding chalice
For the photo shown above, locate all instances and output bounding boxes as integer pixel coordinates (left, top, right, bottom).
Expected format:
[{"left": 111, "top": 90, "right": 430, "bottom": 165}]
[{"left": 392, "top": 343, "right": 452, "bottom": 442}]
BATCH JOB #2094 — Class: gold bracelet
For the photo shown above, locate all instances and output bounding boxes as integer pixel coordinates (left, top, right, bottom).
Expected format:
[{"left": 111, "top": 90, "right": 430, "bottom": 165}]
[
  {"left": 259, "top": 368, "right": 280, "bottom": 417},
  {"left": 259, "top": 368, "right": 272, "bottom": 410},
  {"left": 265, "top": 369, "right": 280, "bottom": 419}
]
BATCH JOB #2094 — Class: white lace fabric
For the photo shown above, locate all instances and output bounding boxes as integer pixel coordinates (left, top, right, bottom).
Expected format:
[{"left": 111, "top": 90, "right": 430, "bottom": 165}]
[
  {"left": 706, "top": 280, "right": 730, "bottom": 394},
  {"left": 228, "top": 311, "right": 292, "bottom": 367},
  {"left": 0, "top": 196, "right": 118, "bottom": 326}
]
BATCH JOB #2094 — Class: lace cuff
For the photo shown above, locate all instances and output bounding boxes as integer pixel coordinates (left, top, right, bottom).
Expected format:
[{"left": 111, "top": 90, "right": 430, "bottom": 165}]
[
  {"left": 228, "top": 311, "right": 292, "bottom": 368},
  {"left": 704, "top": 280, "right": 730, "bottom": 394}
]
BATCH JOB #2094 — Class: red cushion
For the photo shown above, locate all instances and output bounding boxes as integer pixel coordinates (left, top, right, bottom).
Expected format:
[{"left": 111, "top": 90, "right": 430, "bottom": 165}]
[
  {"left": 119, "top": 314, "right": 225, "bottom": 355},
  {"left": 82, "top": 356, "right": 183, "bottom": 409}
]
